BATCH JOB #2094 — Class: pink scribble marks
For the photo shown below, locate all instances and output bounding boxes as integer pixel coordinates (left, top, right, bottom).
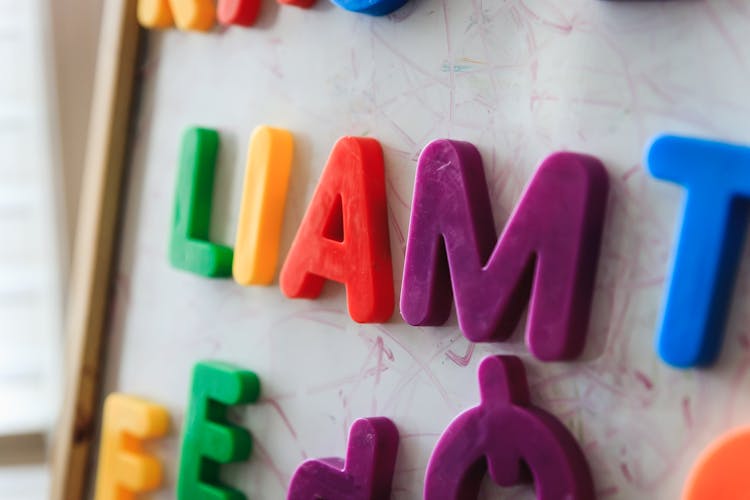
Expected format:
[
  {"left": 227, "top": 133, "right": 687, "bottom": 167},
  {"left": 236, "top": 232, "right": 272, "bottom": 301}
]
[
  {"left": 270, "top": 307, "right": 347, "bottom": 332},
  {"left": 446, "top": 342, "right": 475, "bottom": 367},
  {"left": 317, "top": 333, "right": 396, "bottom": 426},
  {"left": 387, "top": 206, "right": 406, "bottom": 250},
  {"left": 719, "top": 333, "right": 750, "bottom": 427},
  {"left": 620, "top": 462, "right": 633, "bottom": 483},
  {"left": 252, "top": 438, "right": 288, "bottom": 489},
  {"left": 259, "top": 396, "right": 306, "bottom": 457},
  {"left": 703, "top": 2, "right": 749, "bottom": 76},
  {"left": 371, "top": 335, "right": 394, "bottom": 386},
  {"left": 682, "top": 397, "right": 693, "bottom": 429},
  {"left": 376, "top": 327, "right": 456, "bottom": 413},
  {"left": 386, "top": 177, "right": 411, "bottom": 211},
  {"left": 620, "top": 165, "right": 641, "bottom": 182},
  {"left": 633, "top": 370, "right": 653, "bottom": 391},
  {"left": 518, "top": 0, "right": 575, "bottom": 34},
  {"left": 597, "top": 485, "right": 620, "bottom": 497}
]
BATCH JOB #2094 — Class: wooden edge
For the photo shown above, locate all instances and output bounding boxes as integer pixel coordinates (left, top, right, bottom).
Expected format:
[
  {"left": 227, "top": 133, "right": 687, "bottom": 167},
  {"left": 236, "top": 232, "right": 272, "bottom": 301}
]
[{"left": 50, "top": 0, "right": 141, "bottom": 498}]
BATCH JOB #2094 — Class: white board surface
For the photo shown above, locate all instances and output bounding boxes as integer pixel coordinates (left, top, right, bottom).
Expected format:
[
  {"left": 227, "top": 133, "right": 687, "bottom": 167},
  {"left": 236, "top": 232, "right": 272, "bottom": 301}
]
[{"left": 101, "top": 1, "right": 750, "bottom": 498}]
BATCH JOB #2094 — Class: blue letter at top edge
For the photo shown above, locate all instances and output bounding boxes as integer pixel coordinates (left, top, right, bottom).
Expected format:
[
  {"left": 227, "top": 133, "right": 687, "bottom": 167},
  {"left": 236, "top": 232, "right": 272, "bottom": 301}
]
[
  {"left": 331, "top": 0, "right": 408, "bottom": 16},
  {"left": 646, "top": 134, "right": 750, "bottom": 368}
]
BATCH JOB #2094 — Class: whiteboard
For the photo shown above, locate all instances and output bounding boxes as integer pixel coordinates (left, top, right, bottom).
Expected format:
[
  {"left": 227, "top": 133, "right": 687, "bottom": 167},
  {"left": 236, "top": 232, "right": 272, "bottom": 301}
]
[{"left": 100, "top": 1, "right": 750, "bottom": 498}]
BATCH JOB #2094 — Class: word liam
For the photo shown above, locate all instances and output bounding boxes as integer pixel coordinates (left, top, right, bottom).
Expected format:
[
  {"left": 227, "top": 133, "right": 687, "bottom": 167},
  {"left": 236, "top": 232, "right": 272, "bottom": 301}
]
[{"left": 168, "top": 127, "right": 609, "bottom": 362}]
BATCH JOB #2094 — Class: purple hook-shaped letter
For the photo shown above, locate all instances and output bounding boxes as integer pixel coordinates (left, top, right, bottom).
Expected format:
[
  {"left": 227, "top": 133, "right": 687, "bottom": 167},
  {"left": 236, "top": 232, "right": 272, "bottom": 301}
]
[{"left": 424, "top": 355, "right": 595, "bottom": 499}]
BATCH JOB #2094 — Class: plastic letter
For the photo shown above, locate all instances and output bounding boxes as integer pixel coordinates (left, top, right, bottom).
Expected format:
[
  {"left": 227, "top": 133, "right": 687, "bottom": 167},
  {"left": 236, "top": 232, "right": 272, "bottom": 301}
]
[
  {"left": 170, "top": 0, "right": 216, "bottom": 31},
  {"left": 169, "top": 127, "right": 234, "bottom": 278},
  {"left": 233, "top": 126, "right": 294, "bottom": 286},
  {"left": 177, "top": 361, "right": 261, "bottom": 500},
  {"left": 684, "top": 427, "right": 750, "bottom": 500},
  {"left": 424, "top": 356, "right": 594, "bottom": 500},
  {"left": 331, "top": 0, "right": 408, "bottom": 16},
  {"left": 287, "top": 418, "right": 399, "bottom": 500},
  {"left": 401, "top": 139, "right": 608, "bottom": 360},
  {"left": 217, "top": 0, "right": 261, "bottom": 26},
  {"left": 280, "top": 136, "right": 395, "bottom": 323},
  {"left": 646, "top": 135, "right": 750, "bottom": 367},
  {"left": 137, "top": 0, "right": 174, "bottom": 28},
  {"left": 94, "top": 394, "right": 169, "bottom": 500}
]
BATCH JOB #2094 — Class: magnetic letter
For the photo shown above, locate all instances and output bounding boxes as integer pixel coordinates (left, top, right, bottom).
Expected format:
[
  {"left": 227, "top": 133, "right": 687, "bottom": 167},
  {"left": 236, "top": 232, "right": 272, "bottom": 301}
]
[
  {"left": 331, "top": 0, "right": 408, "bottom": 16},
  {"left": 683, "top": 427, "right": 750, "bottom": 500},
  {"left": 280, "top": 136, "right": 395, "bottom": 323},
  {"left": 276, "top": 0, "right": 317, "bottom": 8},
  {"left": 401, "top": 139, "right": 608, "bottom": 360},
  {"left": 137, "top": 0, "right": 215, "bottom": 31},
  {"left": 647, "top": 135, "right": 750, "bottom": 367},
  {"left": 217, "top": 0, "right": 261, "bottom": 26},
  {"left": 137, "top": 0, "right": 174, "bottom": 28},
  {"left": 233, "top": 126, "right": 294, "bottom": 286},
  {"left": 424, "top": 355, "right": 594, "bottom": 500},
  {"left": 169, "top": 127, "right": 234, "bottom": 278},
  {"left": 94, "top": 394, "right": 169, "bottom": 500},
  {"left": 287, "top": 418, "right": 399, "bottom": 500},
  {"left": 177, "top": 361, "right": 260, "bottom": 500},
  {"left": 169, "top": 0, "right": 216, "bottom": 31}
]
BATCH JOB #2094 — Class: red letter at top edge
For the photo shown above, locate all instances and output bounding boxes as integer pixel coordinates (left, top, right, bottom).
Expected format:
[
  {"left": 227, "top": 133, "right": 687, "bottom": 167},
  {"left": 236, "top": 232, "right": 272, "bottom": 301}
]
[
  {"left": 276, "top": 0, "right": 317, "bottom": 8},
  {"left": 280, "top": 136, "right": 395, "bottom": 323},
  {"left": 217, "top": 0, "right": 261, "bottom": 26}
]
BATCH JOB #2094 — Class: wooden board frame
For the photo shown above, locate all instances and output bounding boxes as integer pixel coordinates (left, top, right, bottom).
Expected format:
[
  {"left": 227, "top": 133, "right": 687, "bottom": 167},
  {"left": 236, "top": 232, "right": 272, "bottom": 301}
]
[{"left": 51, "top": 1, "right": 142, "bottom": 498}]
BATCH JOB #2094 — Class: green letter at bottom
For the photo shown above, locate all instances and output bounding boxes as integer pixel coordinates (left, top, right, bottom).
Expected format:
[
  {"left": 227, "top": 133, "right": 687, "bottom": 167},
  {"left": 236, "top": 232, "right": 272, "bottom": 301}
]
[{"left": 177, "top": 361, "right": 260, "bottom": 500}]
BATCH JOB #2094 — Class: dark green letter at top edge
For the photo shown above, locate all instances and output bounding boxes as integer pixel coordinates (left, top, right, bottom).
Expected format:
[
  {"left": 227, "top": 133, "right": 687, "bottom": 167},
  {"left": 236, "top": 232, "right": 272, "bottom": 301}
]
[
  {"left": 169, "top": 127, "right": 234, "bottom": 277},
  {"left": 177, "top": 361, "right": 261, "bottom": 500}
]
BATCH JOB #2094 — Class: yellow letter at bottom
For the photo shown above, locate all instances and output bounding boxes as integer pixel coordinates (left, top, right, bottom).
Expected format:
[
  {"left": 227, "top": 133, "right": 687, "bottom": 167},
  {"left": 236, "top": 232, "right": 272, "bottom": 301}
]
[{"left": 94, "top": 393, "right": 170, "bottom": 500}]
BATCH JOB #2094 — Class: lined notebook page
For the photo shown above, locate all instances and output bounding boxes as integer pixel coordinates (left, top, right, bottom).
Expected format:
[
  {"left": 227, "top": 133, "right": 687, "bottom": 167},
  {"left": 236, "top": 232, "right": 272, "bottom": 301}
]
[{"left": 0, "top": 0, "right": 64, "bottom": 435}]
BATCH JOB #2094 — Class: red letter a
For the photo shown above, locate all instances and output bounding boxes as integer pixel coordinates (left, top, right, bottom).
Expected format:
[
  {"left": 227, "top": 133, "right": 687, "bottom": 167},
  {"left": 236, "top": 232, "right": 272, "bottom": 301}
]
[{"left": 280, "top": 137, "right": 394, "bottom": 323}]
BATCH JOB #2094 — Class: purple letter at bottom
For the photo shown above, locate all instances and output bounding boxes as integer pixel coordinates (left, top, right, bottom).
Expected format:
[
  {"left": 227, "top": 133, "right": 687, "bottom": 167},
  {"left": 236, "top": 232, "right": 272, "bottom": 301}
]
[
  {"left": 287, "top": 417, "right": 399, "bottom": 500},
  {"left": 424, "top": 355, "right": 595, "bottom": 499}
]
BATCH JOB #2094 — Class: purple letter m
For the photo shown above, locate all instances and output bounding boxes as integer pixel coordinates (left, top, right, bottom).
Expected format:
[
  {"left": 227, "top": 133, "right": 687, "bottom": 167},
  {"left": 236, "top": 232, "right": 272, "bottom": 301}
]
[{"left": 400, "top": 140, "right": 609, "bottom": 361}]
